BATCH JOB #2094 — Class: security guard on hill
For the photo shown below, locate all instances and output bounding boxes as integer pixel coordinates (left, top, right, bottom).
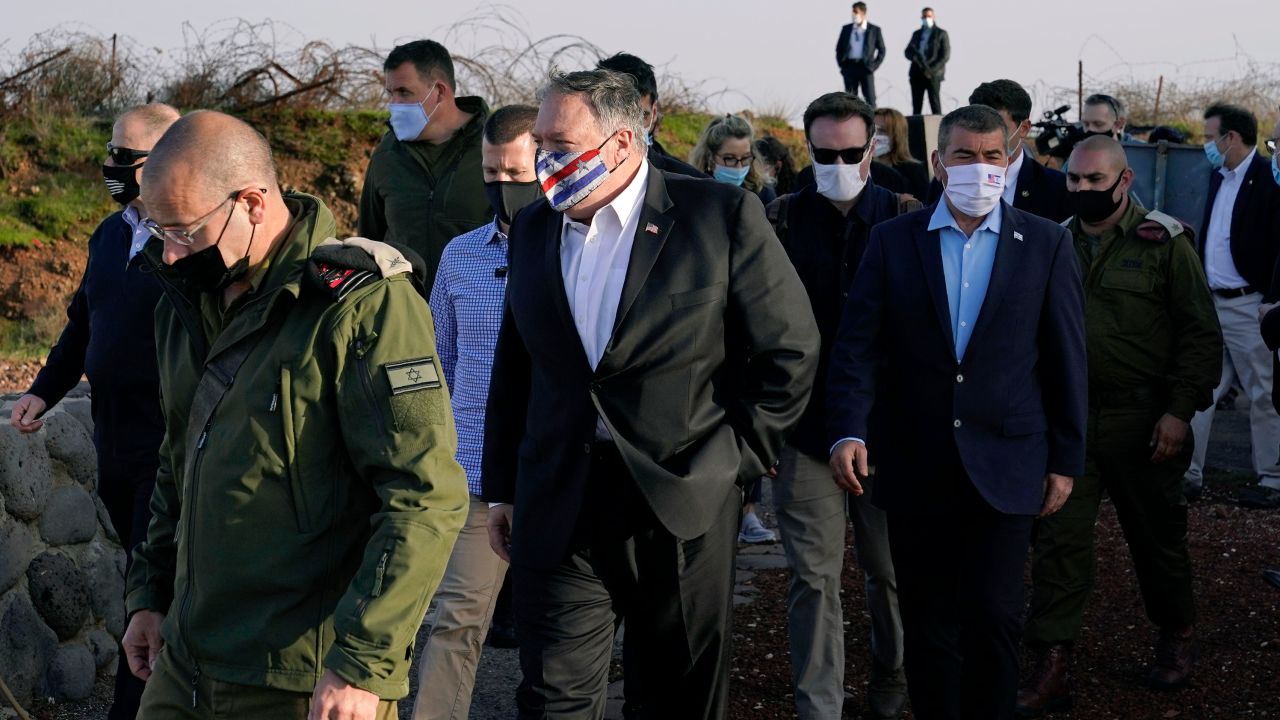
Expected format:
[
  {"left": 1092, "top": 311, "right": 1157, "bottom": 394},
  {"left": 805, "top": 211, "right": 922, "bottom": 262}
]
[
  {"left": 121, "top": 110, "right": 467, "bottom": 720},
  {"left": 1017, "top": 136, "right": 1222, "bottom": 716}
]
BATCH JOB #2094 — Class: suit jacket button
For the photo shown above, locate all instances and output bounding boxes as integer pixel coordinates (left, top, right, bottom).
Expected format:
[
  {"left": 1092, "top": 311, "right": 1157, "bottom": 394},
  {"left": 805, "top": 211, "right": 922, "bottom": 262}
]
[
  {"left": 953, "top": 419, "right": 962, "bottom": 428},
  {"left": 956, "top": 374, "right": 964, "bottom": 383},
  {"left": 590, "top": 382, "right": 601, "bottom": 393},
  {"left": 583, "top": 443, "right": 593, "bottom": 454}
]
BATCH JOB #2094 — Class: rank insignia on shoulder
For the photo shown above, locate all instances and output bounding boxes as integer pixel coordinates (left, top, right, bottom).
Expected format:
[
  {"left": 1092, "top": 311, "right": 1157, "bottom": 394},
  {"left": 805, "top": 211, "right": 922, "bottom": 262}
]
[
  {"left": 1135, "top": 210, "right": 1191, "bottom": 245},
  {"left": 306, "top": 237, "right": 427, "bottom": 302},
  {"left": 384, "top": 358, "right": 441, "bottom": 395}
]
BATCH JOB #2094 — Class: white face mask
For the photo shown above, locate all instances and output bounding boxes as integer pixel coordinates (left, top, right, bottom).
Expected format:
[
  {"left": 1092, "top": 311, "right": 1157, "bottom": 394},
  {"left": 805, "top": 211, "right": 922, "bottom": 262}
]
[
  {"left": 873, "top": 133, "right": 892, "bottom": 158},
  {"left": 922, "top": 17, "right": 935, "bottom": 28},
  {"left": 939, "top": 162, "right": 1005, "bottom": 217},
  {"left": 814, "top": 162, "right": 867, "bottom": 203}
]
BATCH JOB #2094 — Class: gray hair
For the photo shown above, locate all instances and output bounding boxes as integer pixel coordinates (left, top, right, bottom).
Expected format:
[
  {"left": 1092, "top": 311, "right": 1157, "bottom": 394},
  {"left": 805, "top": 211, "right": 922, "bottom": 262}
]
[
  {"left": 537, "top": 69, "right": 646, "bottom": 147},
  {"left": 938, "top": 104, "right": 1009, "bottom": 155}
]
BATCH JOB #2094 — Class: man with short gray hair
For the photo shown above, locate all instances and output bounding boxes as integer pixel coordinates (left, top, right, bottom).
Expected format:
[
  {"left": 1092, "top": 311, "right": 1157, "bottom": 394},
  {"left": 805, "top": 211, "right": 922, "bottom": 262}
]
[{"left": 483, "top": 69, "right": 819, "bottom": 719}]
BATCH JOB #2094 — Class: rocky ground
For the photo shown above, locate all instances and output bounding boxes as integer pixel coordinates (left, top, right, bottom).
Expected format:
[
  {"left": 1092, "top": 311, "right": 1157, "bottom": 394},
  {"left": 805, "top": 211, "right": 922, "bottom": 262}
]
[{"left": 17, "top": 402, "right": 1279, "bottom": 720}]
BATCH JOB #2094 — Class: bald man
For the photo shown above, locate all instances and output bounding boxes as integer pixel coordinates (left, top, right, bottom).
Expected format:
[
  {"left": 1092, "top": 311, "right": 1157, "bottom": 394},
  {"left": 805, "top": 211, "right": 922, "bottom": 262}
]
[
  {"left": 10, "top": 102, "right": 178, "bottom": 720},
  {"left": 120, "top": 111, "right": 467, "bottom": 720},
  {"left": 1018, "top": 136, "right": 1221, "bottom": 715}
]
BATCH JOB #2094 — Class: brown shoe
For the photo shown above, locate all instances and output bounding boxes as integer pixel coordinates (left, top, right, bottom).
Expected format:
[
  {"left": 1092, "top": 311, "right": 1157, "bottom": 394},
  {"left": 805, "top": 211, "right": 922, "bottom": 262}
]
[
  {"left": 1015, "top": 644, "right": 1073, "bottom": 717},
  {"left": 1147, "top": 628, "right": 1196, "bottom": 689}
]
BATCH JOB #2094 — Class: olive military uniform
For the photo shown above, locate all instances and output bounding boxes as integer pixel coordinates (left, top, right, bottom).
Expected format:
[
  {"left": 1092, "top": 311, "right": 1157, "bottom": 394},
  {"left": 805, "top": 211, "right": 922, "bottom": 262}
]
[
  {"left": 1025, "top": 199, "right": 1222, "bottom": 647},
  {"left": 357, "top": 96, "right": 492, "bottom": 289},
  {"left": 127, "top": 193, "right": 468, "bottom": 718}
]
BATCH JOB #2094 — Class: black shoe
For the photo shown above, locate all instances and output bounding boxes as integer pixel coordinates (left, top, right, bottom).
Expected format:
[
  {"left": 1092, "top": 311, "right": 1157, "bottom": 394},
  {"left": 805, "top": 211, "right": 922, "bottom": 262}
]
[
  {"left": 1183, "top": 484, "right": 1203, "bottom": 502},
  {"left": 1237, "top": 486, "right": 1280, "bottom": 509},
  {"left": 866, "top": 664, "right": 908, "bottom": 719},
  {"left": 1264, "top": 569, "right": 1280, "bottom": 590},
  {"left": 485, "top": 619, "right": 518, "bottom": 649}
]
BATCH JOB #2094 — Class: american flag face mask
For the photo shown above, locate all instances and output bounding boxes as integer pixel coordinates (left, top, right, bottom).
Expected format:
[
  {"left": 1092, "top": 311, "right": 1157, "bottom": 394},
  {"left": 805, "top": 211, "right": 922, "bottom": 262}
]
[{"left": 536, "top": 133, "right": 617, "bottom": 212}]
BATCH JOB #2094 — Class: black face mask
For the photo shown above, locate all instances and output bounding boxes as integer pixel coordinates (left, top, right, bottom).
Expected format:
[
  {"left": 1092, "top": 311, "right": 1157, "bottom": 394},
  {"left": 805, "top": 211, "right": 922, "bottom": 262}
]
[
  {"left": 483, "top": 180, "right": 544, "bottom": 227},
  {"left": 1084, "top": 129, "right": 1118, "bottom": 141},
  {"left": 1068, "top": 172, "right": 1125, "bottom": 223},
  {"left": 102, "top": 163, "right": 142, "bottom": 205},
  {"left": 166, "top": 205, "right": 256, "bottom": 293}
]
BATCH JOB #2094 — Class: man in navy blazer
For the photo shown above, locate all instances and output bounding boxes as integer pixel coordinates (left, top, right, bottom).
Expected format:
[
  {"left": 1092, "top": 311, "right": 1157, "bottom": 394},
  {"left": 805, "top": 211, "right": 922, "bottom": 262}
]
[
  {"left": 827, "top": 105, "right": 1087, "bottom": 720},
  {"left": 836, "top": 2, "right": 886, "bottom": 105}
]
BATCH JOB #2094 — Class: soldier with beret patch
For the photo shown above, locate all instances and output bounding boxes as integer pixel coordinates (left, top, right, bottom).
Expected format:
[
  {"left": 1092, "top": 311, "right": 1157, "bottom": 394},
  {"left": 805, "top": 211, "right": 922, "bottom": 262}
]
[{"left": 1018, "top": 136, "right": 1223, "bottom": 716}]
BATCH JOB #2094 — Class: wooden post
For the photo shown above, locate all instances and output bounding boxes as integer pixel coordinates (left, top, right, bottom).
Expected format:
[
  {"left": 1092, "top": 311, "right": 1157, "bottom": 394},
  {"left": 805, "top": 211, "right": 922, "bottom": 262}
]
[
  {"left": 109, "top": 33, "right": 118, "bottom": 94},
  {"left": 1153, "top": 75, "right": 1164, "bottom": 124},
  {"left": 0, "top": 672, "right": 32, "bottom": 720},
  {"left": 1077, "top": 61, "right": 1084, "bottom": 120}
]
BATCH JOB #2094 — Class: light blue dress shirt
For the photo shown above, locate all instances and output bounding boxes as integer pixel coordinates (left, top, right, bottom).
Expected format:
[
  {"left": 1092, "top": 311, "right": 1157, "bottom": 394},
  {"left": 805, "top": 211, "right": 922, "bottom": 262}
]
[
  {"left": 929, "top": 199, "right": 1002, "bottom": 361},
  {"left": 429, "top": 219, "right": 508, "bottom": 497}
]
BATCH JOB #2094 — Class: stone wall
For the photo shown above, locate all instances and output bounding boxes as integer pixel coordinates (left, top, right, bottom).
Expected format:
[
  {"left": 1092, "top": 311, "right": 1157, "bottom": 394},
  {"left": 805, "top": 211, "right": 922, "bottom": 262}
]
[{"left": 0, "top": 397, "right": 126, "bottom": 706}]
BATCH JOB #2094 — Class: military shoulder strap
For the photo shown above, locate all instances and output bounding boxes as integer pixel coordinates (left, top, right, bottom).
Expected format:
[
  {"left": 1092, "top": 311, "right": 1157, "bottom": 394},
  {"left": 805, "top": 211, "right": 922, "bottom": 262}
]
[
  {"left": 1135, "top": 209, "right": 1193, "bottom": 245},
  {"left": 306, "top": 237, "right": 429, "bottom": 301}
]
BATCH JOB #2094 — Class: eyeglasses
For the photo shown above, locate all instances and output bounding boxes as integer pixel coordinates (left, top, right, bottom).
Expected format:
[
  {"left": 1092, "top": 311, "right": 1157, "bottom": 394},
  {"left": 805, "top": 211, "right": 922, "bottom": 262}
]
[
  {"left": 106, "top": 143, "right": 149, "bottom": 166},
  {"left": 810, "top": 144, "right": 871, "bottom": 165},
  {"left": 715, "top": 153, "right": 755, "bottom": 168},
  {"left": 142, "top": 188, "right": 264, "bottom": 247}
]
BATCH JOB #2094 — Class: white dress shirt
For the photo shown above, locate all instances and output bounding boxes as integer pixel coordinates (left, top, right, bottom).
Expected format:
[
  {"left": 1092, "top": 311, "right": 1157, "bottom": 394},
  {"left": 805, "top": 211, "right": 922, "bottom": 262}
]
[
  {"left": 1203, "top": 148, "right": 1255, "bottom": 290},
  {"left": 1002, "top": 148, "right": 1026, "bottom": 206},
  {"left": 847, "top": 21, "right": 867, "bottom": 60},
  {"left": 561, "top": 159, "right": 650, "bottom": 439}
]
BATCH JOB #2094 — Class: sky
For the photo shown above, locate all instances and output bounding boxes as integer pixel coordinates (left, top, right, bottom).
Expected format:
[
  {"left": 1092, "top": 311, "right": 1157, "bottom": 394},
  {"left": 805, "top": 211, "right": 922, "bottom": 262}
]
[{"left": 5, "top": 0, "right": 1277, "bottom": 124}]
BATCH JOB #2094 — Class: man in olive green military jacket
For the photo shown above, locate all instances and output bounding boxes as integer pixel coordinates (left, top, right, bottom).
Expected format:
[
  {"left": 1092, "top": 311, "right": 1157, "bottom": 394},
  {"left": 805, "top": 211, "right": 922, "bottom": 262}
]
[
  {"left": 1018, "top": 136, "right": 1222, "bottom": 715},
  {"left": 358, "top": 39, "right": 492, "bottom": 289},
  {"left": 121, "top": 111, "right": 467, "bottom": 720}
]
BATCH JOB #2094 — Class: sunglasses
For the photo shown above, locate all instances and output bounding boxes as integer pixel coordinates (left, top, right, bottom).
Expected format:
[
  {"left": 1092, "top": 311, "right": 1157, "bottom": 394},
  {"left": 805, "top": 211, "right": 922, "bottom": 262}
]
[
  {"left": 106, "top": 143, "right": 149, "bottom": 166},
  {"left": 810, "top": 144, "right": 871, "bottom": 165}
]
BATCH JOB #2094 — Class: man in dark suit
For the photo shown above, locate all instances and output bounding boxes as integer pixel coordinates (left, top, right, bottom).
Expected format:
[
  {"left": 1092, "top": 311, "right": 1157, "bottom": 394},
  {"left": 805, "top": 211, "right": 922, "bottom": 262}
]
[
  {"left": 827, "top": 105, "right": 1087, "bottom": 720},
  {"left": 597, "top": 52, "right": 709, "bottom": 179},
  {"left": 904, "top": 7, "right": 950, "bottom": 115},
  {"left": 483, "top": 69, "right": 820, "bottom": 720},
  {"left": 927, "top": 79, "right": 1070, "bottom": 222},
  {"left": 836, "top": 2, "right": 886, "bottom": 105},
  {"left": 1186, "top": 102, "right": 1280, "bottom": 509}
]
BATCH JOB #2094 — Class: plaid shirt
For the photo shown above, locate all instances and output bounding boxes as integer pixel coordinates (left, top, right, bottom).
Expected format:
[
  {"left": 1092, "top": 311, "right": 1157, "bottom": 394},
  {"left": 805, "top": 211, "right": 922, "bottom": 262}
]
[{"left": 429, "top": 220, "right": 508, "bottom": 496}]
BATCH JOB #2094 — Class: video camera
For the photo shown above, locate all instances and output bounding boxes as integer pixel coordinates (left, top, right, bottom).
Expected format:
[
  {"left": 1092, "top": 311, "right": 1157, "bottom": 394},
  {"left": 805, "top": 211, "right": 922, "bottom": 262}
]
[{"left": 1033, "top": 105, "right": 1088, "bottom": 160}]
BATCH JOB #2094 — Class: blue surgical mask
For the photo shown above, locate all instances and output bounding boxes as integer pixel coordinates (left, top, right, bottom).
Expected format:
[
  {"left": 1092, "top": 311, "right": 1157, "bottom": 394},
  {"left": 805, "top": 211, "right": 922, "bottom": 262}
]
[
  {"left": 1271, "top": 153, "right": 1280, "bottom": 187},
  {"left": 714, "top": 164, "right": 750, "bottom": 187},
  {"left": 388, "top": 87, "right": 439, "bottom": 142},
  {"left": 1203, "top": 136, "right": 1227, "bottom": 169}
]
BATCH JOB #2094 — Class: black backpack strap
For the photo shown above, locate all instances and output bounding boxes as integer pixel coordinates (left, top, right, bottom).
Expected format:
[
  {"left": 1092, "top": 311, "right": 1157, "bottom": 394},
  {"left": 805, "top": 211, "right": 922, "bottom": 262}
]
[
  {"left": 182, "top": 336, "right": 262, "bottom": 480},
  {"left": 765, "top": 193, "right": 794, "bottom": 247}
]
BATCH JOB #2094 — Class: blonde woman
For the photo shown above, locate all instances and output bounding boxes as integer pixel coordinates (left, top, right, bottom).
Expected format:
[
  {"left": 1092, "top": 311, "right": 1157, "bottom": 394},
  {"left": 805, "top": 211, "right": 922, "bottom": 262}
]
[
  {"left": 689, "top": 114, "right": 778, "bottom": 205},
  {"left": 873, "top": 107, "right": 930, "bottom": 198}
]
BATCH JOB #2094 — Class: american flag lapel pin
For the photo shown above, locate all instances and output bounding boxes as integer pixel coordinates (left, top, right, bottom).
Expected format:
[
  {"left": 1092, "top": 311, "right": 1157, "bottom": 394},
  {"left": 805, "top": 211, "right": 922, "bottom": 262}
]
[
  {"left": 645, "top": 222, "right": 660, "bottom": 235},
  {"left": 1013, "top": 231, "right": 1024, "bottom": 242}
]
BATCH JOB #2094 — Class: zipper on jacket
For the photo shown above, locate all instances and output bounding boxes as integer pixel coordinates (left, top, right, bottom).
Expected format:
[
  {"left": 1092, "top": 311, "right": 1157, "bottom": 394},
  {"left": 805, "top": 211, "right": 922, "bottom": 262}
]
[
  {"left": 179, "top": 417, "right": 211, "bottom": 707},
  {"left": 269, "top": 380, "right": 280, "bottom": 414},
  {"left": 354, "top": 335, "right": 386, "bottom": 436},
  {"left": 372, "top": 549, "right": 389, "bottom": 597}
]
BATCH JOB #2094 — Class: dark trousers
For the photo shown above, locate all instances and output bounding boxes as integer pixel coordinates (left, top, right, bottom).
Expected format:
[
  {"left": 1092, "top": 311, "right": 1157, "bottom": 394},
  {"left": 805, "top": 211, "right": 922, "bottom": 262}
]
[
  {"left": 100, "top": 456, "right": 157, "bottom": 720},
  {"left": 909, "top": 74, "right": 943, "bottom": 115},
  {"left": 840, "top": 61, "right": 877, "bottom": 105},
  {"left": 888, "top": 481, "right": 1033, "bottom": 720},
  {"left": 1026, "top": 405, "right": 1196, "bottom": 647},
  {"left": 511, "top": 444, "right": 740, "bottom": 720}
]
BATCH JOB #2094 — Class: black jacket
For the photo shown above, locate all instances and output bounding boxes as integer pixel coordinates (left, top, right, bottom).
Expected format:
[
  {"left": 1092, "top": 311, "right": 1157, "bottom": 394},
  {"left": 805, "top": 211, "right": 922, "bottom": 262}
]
[
  {"left": 836, "top": 23, "right": 886, "bottom": 69},
  {"left": 1199, "top": 151, "right": 1280, "bottom": 296},
  {"left": 905, "top": 26, "right": 950, "bottom": 80},
  {"left": 928, "top": 152, "right": 1070, "bottom": 222},
  {"left": 771, "top": 181, "right": 903, "bottom": 460},
  {"left": 28, "top": 212, "right": 165, "bottom": 464},
  {"left": 482, "top": 166, "right": 820, "bottom": 568},
  {"left": 648, "top": 140, "right": 709, "bottom": 179},
  {"left": 827, "top": 202, "right": 1087, "bottom": 515}
]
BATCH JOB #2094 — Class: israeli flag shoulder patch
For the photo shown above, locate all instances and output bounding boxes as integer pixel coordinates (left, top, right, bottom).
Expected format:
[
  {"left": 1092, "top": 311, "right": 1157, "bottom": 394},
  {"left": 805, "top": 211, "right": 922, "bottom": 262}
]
[{"left": 384, "top": 358, "right": 441, "bottom": 395}]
